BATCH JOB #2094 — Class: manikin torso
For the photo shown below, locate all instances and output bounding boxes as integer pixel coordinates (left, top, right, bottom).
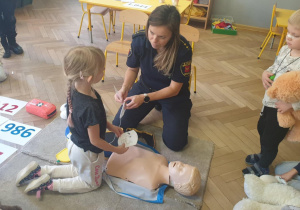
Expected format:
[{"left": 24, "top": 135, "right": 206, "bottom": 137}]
[{"left": 105, "top": 146, "right": 170, "bottom": 190}]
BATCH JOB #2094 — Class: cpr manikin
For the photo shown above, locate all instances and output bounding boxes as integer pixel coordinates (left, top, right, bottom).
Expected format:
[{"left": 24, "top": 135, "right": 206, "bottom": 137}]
[{"left": 105, "top": 146, "right": 201, "bottom": 196}]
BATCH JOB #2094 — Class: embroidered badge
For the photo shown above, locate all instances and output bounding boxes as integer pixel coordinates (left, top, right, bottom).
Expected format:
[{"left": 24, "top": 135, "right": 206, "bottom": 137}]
[
  {"left": 128, "top": 49, "right": 132, "bottom": 57},
  {"left": 180, "top": 60, "right": 191, "bottom": 77}
]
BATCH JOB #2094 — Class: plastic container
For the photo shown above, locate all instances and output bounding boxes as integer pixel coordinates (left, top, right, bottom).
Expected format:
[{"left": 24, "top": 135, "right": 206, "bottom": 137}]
[
  {"left": 198, "top": 0, "right": 209, "bottom": 5},
  {"left": 211, "top": 15, "right": 237, "bottom": 35}
]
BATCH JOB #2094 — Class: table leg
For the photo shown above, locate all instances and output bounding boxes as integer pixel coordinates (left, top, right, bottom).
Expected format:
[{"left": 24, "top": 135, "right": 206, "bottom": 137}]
[
  {"left": 87, "top": 4, "right": 93, "bottom": 43},
  {"left": 277, "top": 28, "right": 287, "bottom": 55}
]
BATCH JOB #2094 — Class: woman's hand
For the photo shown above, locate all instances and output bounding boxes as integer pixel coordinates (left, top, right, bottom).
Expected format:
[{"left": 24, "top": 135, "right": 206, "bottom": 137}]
[
  {"left": 276, "top": 101, "right": 293, "bottom": 114},
  {"left": 262, "top": 71, "right": 274, "bottom": 89},
  {"left": 114, "top": 143, "right": 128, "bottom": 154},
  {"left": 124, "top": 94, "right": 144, "bottom": 109},
  {"left": 278, "top": 168, "right": 298, "bottom": 182},
  {"left": 114, "top": 87, "right": 128, "bottom": 103}
]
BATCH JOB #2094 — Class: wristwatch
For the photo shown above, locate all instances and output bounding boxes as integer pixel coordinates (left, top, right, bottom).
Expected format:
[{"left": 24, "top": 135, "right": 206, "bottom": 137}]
[{"left": 143, "top": 93, "right": 150, "bottom": 103}]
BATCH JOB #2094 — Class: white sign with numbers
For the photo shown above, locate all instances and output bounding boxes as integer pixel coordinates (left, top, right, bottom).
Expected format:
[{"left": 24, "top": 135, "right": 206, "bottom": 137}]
[
  {"left": 124, "top": 2, "right": 151, "bottom": 10},
  {"left": 0, "top": 120, "right": 41, "bottom": 145},
  {"left": 0, "top": 116, "right": 9, "bottom": 125},
  {"left": 0, "top": 143, "right": 18, "bottom": 164},
  {"left": 0, "top": 96, "right": 27, "bottom": 116}
]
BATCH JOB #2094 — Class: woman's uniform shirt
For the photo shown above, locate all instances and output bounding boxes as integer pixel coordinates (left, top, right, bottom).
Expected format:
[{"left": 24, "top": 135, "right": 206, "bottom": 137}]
[{"left": 127, "top": 30, "right": 192, "bottom": 99}]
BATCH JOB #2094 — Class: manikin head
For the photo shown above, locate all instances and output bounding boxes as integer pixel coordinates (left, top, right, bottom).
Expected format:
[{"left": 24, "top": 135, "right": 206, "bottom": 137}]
[{"left": 169, "top": 161, "right": 201, "bottom": 196}]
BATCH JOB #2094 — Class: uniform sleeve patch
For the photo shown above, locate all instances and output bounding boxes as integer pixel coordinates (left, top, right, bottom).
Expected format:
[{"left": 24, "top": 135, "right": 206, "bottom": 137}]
[
  {"left": 180, "top": 60, "right": 191, "bottom": 77},
  {"left": 128, "top": 49, "right": 132, "bottom": 57}
]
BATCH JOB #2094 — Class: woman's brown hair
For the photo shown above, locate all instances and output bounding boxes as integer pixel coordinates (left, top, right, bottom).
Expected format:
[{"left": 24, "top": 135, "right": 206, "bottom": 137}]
[{"left": 145, "top": 5, "right": 181, "bottom": 76}]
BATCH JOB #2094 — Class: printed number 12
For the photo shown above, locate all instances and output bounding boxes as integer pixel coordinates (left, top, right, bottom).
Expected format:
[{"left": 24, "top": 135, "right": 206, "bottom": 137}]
[{"left": 0, "top": 103, "right": 19, "bottom": 113}]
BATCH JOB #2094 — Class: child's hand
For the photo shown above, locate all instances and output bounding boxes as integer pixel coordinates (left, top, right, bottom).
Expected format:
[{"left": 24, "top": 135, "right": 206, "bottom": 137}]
[
  {"left": 275, "top": 101, "right": 293, "bottom": 114},
  {"left": 115, "top": 143, "right": 128, "bottom": 154},
  {"left": 262, "top": 71, "right": 274, "bottom": 89},
  {"left": 278, "top": 168, "right": 298, "bottom": 182},
  {"left": 109, "top": 125, "right": 124, "bottom": 137}
]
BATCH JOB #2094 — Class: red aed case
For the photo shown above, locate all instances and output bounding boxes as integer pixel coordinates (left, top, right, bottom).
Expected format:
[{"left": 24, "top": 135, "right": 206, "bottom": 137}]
[{"left": 26, "top": 99, "right": 56, "bottom": 119}]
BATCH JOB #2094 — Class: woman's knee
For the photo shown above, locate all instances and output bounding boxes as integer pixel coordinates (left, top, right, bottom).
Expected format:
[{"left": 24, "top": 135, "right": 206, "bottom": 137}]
[{"left": 162, "top": 132, "right": 188, "bottom": 151}]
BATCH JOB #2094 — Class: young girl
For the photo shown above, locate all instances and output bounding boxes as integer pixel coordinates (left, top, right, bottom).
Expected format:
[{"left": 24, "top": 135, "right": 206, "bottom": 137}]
[
  {"left": 243, "top": 9, "right": 300, "bottom": 176},
  {"left": 16, "top": 46, "right": 128, "bottom": 197}
]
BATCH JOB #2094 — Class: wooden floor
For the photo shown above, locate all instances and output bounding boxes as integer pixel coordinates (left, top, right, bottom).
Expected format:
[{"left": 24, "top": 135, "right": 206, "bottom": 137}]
[{"left": 1, "top": 0, "right": 300, "bottom": 209}]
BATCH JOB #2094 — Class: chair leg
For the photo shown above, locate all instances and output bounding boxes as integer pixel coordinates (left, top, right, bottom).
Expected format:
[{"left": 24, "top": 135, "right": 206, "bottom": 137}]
[
  {"left": 113, "top": 10, "right": 116, "bottom": 33},
  {"left": 193, "top": 65, "right": 196, "bottom": 93},
  {"left": 100, "top": 15, "right": 108, "bottom": 41},
  {"left": 260, "top": 31, "right": 271, "bottom": 49},
  {"left": 102, "top": 50, "right": 107, "bottom": 82},
  {"left": 116, "top": 53, "right": 119, "bottom": 67},
  {"left": 109, "top": 10, "right": 113, "bottom": 35},
  {"left": 277, "top": 30, "right": 286, "bottom": 55},
  {"left": 78, "top": 12, "right": 86, "bottom": 38},
  {"left": 270, "top": 35, "right": 276, "bottom": 49},
  {"left": 258, "top": 33, "right": 272, "bottom": 59}
]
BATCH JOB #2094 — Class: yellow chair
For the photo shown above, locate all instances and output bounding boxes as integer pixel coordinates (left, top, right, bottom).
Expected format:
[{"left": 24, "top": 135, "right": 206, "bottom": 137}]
[
  {"left": 77, "top": 3, "right": 109, "bottom": 42},
  {"left": 102, "top": 10, "right": 148, "bottom": 82},
  {"left": 179, "top": 24, "right": 199, "bottom": 93},
  {"left": 258, "top": 3, "right": 283, "bottom": 59}
]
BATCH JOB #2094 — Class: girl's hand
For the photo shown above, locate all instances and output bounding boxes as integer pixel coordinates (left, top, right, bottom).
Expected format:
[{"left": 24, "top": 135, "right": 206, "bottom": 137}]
[
  {"left": 124, "top": 94, "right": 144, "bottom": 109},
  {"left": 108, "top": 124, "right": 124, "bottom": 137},
  {"left": 275, "top": 101, "right": 293, "bottom": 114},
  {"left": 115, "top": 143, "right": 128, "bottom": 154},
  {"left": 262, "top": 71, "right": 274, "bottom": 89},
  {"left": 278, "top": 168, "right": 298, "bottom": 182},
  {"left": 114, "top": 88, "right": 128, "bottom": 103}
]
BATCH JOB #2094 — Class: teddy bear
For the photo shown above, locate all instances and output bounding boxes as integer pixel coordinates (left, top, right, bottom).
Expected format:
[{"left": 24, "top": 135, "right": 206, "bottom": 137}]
[
  {"left": 267, "top": 71, "right": 300, "bottom": 142},
  {"left": 233, "top": 174, "right": 300, "bottom": 210}
]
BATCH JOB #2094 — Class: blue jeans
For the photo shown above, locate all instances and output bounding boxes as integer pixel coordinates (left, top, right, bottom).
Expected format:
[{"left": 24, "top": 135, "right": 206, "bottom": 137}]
[{"left": 275, "top": 161, "right": 300, "bottom": 191}]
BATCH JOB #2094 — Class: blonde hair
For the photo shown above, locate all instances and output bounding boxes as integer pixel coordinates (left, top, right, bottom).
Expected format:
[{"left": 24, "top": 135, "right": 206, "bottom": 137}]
[
  {"left": 63, "top": 46, "right": 105, "bottom": 127},
  {"left": 145, "top": 5, "right": 181, "bottom": 76},
  {"left": 174, "top": 167, "right": 201, "bottom": 196},
  {"left": 288, "top": 9, "right": 300, "bottom": 29}
]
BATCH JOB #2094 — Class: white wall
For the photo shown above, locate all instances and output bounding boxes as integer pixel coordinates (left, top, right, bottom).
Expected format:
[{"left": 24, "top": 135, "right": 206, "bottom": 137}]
[{"left": 211, "top": 0, "right": 300, "bottom": 28}]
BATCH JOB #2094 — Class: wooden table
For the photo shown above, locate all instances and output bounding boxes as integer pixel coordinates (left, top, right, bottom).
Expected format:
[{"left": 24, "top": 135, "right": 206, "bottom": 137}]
[
  {"left": 275, "top": 8, "right": 295, "bottom": 55},
  {"left": 78, "top": 0, "right": 191, "bottom": 42}
]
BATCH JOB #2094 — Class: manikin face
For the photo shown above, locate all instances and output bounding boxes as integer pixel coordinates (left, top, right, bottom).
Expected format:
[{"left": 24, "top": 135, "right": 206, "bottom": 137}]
[
  {"left": 286, "top": 23, "right": 300, "bottom": 51},
  {"left": 169, "top": 161, "right": 194, "bottom": 184},
  {"left": 148, "top": 25, "right": 172, "bottom": 52}
]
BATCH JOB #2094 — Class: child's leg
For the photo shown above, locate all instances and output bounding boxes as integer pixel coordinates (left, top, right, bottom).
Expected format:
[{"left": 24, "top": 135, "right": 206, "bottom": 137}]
[
  {"left": 67, "top": 140, "right": 104, "bottom": 191},
  {"left": 243, "top": 107, "right": 289, "bottom": 176},
  {"left": 258, "top": 107, "right": 289, "bottom": 168},
  {"left": 41, "top": 164, "right": 78, "bottom": 179}
]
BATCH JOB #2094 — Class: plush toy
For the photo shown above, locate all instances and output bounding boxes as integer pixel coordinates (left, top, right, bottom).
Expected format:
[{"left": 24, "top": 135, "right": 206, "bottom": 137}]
[
  {"left": 233, "top": 174, "right": 300, "bottom": 210},
  {"left": 267, "top": 71, "right": 300, "bottom": 142}
]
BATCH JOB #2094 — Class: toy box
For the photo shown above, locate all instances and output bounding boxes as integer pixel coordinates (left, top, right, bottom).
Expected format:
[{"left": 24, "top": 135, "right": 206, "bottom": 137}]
[
  {"left": 26, "top": 99, "right": 56, "bottom": 119},
  {"left": 211, "top": 15, "right": 237, "bottom": 35}
]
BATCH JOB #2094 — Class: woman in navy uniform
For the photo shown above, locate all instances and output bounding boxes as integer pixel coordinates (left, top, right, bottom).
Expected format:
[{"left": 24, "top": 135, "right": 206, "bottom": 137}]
[{"left": 113, "top": 5, "right": 192, "bottom": 151}]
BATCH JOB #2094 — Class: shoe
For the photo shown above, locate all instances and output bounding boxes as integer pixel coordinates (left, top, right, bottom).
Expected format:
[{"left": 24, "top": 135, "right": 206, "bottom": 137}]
[
  {"left": 242, "top": 163, "right": 269, "bottom": 177},
  {"left": 16, "top": 161, "right": 41, "bottom": 186},
  {"left": 24, "top": 174, "right": 53, "bottom": 199},
  {"left": 2, "top": 48, "right": 11, "bottom": 58},
  {"left": 245, "top": 153, "right": 261, "bottom": 165},
  {"left": 9, "top": 43, "right": 23, "bottom": 55}
]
